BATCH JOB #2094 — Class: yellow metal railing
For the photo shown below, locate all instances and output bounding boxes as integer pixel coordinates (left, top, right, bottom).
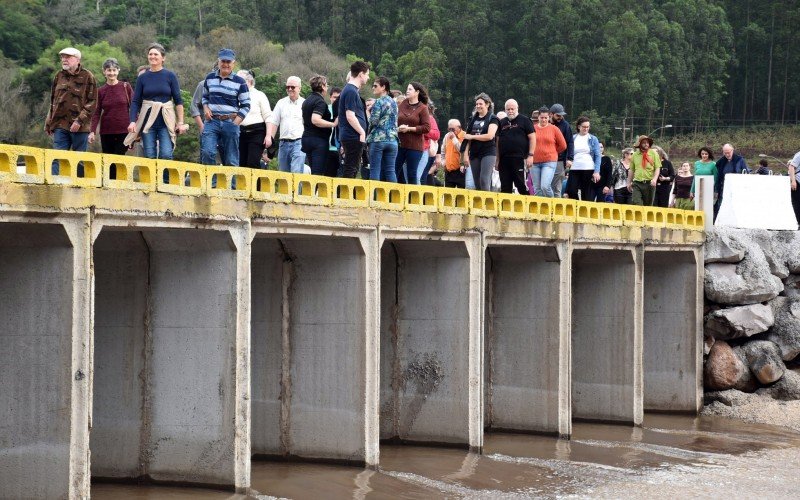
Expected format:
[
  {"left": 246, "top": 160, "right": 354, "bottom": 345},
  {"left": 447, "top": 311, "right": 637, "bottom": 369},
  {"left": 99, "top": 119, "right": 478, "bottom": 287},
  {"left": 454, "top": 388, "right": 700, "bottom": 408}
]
[{"left": 0, "top": 145, "right": 705, "bottom": 231}]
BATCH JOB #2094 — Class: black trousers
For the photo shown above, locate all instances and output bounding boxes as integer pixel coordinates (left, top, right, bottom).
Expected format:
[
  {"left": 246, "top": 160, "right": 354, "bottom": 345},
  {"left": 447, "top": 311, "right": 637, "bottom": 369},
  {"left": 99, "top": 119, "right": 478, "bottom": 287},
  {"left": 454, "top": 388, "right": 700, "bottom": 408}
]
[
  {"left": 654, "top": 183, "right": 672, "bottom": 207},
  {"left": 792, "top": 187, "right": 800, "bottom": 226},
  {"left": 325, "top": 150, "right": 340, "bottom": 177},
  {"left": 565, "top": 169, "right": 596, "bottom": 200},
  {"left": 498, "top": 156, "right": 529, "bottom": 194},
  {"left": 445, "top": 168, "right": 466, "bottom": 188},
  {"left": 100, "top": 133, "right": 128, "bottom": 155},
  {"left": 614, "top": 187, "right": 632, "bottom": 204},
  {"left": 341, "top": 140, "right": 364, "bottom": 178},
  {"left": 239, "top": 123, "right": 266, "bottom": 168}
]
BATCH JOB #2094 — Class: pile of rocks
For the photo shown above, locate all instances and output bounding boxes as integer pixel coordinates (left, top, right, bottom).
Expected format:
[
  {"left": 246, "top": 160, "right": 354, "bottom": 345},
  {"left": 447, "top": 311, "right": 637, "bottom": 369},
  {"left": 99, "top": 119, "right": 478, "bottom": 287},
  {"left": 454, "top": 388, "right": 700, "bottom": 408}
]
[{"left": 703, "top": 227, "right": 800, "bottom": 402}]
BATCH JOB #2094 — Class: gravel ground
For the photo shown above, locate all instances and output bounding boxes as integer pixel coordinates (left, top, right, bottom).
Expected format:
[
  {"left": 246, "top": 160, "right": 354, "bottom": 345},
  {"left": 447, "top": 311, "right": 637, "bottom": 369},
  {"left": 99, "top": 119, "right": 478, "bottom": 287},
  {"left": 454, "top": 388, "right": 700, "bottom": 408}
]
[{"left": 702, "top": 393, "right": 800, "bottom": 432}]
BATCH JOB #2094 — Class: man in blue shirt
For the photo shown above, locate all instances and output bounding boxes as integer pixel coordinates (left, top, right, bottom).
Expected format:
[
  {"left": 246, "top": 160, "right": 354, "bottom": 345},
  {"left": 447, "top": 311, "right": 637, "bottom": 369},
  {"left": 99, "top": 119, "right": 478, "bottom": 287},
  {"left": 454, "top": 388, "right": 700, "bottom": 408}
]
[
  {"left": 337, "top": 61, "right": 370, "bottom": 178},
  {"left": 201, "top": 48, "right": 251, "bottom": 167}
]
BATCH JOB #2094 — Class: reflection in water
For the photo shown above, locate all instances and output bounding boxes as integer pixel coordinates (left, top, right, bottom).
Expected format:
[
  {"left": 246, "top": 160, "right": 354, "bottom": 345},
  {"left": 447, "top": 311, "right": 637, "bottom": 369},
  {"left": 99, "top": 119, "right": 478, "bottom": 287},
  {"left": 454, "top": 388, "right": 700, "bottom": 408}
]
[{"left": 92, "top": 415, "right": 800, "bottom": 499}]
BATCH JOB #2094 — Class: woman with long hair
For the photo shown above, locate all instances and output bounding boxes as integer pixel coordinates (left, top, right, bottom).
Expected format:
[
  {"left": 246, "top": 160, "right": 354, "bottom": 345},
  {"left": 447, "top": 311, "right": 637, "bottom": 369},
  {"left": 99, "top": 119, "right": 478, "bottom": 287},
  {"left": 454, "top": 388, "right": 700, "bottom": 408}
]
[
  {"left": 462, "top": 93, "right": 499, "bottom": 190},
  {"left": 394, "top": 81, "right": 431, "bottom": 184}
]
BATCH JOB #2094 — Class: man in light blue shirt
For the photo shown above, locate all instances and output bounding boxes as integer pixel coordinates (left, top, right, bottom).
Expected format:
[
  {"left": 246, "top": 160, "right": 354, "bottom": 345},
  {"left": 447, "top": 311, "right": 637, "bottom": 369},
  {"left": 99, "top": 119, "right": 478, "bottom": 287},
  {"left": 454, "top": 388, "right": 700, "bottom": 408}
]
[{"left": 200, "top": 48, "right": 250, "bottom": 166}]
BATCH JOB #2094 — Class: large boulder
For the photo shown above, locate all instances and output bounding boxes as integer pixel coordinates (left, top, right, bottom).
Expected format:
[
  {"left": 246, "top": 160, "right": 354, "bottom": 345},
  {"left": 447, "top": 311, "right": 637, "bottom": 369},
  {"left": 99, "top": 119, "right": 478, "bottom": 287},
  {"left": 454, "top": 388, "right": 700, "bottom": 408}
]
[
  {"left": 740, "top": 340, "right": 785, "bottom": 385},
  {"left": 762, "top": 297, "right": 800, "bottom": 361},
  {"left": 755, "top": 369, "right": 800, "bottom": 401},
  {"left": 704, "top": 303, "right": 774, "bottom": 340},
  {"left": 705, "top": 262, "right": 783, "bottom": 305},
  {"left": 768, "top": 231, "right": 800, "bottom": 278},
  {"left": 782, "top": 274, "right": 800, "bottom": 299},
  {"left": 704, "top": 340, "right": 757, "bottom": 392},
  {"left": 704, "top": 229, "right": 745, "bottom": 264}
]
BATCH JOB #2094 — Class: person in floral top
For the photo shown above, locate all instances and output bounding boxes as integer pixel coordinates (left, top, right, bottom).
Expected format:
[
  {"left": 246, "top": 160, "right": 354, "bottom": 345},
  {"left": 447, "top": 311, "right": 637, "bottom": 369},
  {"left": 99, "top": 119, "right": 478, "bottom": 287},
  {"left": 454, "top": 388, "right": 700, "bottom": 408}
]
[{"left": 366, "top": 76, "right": 399, "bottom": 182}]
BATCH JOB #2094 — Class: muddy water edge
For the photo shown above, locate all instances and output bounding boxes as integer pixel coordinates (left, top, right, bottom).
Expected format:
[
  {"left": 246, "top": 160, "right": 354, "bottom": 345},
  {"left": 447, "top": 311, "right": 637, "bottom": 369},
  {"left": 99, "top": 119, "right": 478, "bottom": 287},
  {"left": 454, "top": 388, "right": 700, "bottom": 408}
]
[{"left": 92, "top": 414, "right": 800, "bottom": 499}]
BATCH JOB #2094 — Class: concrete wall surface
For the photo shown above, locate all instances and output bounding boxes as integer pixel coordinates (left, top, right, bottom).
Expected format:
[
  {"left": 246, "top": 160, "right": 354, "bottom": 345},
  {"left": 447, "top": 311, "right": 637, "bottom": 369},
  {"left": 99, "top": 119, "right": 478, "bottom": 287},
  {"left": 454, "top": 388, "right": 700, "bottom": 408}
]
[
  {"left": 643, "top": 250, "right": 702, "bottom": 412},
  {"left": 484, "top": 244, "right": 568, "bottom": 435},
  {"left": 571, "top": 248, "right": 642, "bottom": 424},
  {"left": 91, "top": 227, "right": 241, "bottom": 487},
  {"left": 379, "top": 238, "right": 479, "bottom": 448},
  {"left": 0, "top": 223, "right": 75, "bottom": 499},
  {"left": 251, "top": 233, "right": 375, "bottom": 465}
]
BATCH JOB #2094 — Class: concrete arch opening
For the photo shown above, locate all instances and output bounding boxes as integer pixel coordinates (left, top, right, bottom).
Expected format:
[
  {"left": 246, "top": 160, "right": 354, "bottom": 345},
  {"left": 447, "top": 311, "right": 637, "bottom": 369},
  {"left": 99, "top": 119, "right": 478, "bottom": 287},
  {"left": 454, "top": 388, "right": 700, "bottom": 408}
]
[
  {"left": 379, "top": 239, "right": 479, "bottom": 450},
  {"left": 643, "top": 250, "right": 702, "bottom": 413},
  {"left": 91, "top": 228, "right": 240, "bottom": 488},
  {"left": 250, "top": 235, "right": 372, "bottom": 465},
  {"left": 0, "top": 223, "right": 74, "bottom": 499},
  {"left": 484, "top": 244, "right": 569, "bottom": 437},
  {"left": 571, "top": 248, "right": 640, "bottom": 424}
]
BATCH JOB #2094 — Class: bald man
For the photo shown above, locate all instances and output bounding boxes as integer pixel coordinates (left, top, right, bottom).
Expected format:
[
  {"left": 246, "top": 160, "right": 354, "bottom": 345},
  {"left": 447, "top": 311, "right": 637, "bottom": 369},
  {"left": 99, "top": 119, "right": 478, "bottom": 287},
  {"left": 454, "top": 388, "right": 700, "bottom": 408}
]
[
  {"left": 438, "top": 119, "right": 467, "bottom": 188},
  {"left": 495, "top": 99, "right": 535, "bottom": 194},
  {"left": 714, "top": 143, "right": 749, "bottom": 219}
]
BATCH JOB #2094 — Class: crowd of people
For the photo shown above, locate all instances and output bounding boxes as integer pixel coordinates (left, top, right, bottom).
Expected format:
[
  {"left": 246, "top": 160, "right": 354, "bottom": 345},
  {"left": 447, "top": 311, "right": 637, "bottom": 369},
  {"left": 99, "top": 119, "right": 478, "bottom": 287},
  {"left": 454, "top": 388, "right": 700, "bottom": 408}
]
[{"left": 44, "top": 44, "right": 800, "bottom": 222}]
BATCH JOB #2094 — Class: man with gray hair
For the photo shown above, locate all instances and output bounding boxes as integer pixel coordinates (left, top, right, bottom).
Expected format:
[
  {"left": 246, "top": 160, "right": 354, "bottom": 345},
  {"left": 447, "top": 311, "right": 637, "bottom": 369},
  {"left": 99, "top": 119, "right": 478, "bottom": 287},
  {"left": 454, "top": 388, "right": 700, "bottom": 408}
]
[
  {"left": 267, "top": 76, "right": 306, "bottom": 172},
  {"left": 714, "top": 143, "right": 749, "bottom": 219},
  {"left": 236, "top": 69, "right": 272, "bottom": 168},
  {"left": 201, "top": 48, "right": 250, "bottom": 167},
  {"left": 496, "top": 99, "right": 534, "bottom": 194},
  {"left": 45, "top": 47, "right": 97, "bottom": 172}
]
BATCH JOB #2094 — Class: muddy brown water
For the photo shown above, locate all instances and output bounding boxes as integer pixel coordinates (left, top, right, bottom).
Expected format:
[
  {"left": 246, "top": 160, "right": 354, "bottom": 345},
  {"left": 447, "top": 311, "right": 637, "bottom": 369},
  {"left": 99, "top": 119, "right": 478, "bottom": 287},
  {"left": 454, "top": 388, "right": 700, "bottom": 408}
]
[{"left": 92, "top": 414, "right": 800, "bottom": 499}]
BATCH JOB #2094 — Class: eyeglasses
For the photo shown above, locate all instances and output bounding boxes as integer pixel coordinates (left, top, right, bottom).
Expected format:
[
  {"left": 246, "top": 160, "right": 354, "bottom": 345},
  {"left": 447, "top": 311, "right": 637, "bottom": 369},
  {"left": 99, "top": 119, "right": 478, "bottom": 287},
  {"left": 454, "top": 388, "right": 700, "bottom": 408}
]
[
  {"left": 286, "top": 85, "right": 297, "bottom": 90},
  {"left": 448, "top": 128, "right": 455, "bottom": 132}
]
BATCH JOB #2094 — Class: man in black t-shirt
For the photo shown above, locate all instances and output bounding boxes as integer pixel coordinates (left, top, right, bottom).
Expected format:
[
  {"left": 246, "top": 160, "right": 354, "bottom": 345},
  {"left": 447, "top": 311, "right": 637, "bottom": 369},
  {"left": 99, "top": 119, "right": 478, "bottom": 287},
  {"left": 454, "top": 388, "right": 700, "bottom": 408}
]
[{"left": 496, "top": 99, "right": 535, "bottom": 194}]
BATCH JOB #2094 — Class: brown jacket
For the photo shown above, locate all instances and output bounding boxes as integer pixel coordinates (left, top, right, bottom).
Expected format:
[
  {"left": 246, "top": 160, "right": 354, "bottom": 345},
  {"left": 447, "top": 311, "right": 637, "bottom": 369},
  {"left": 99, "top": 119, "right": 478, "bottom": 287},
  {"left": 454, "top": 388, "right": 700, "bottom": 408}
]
[
  {"left": 45, "top": 65, "right": 97, "bottom": 133},
  {"left": 397, "top": 100, "right": 431, "bottom": 151}
]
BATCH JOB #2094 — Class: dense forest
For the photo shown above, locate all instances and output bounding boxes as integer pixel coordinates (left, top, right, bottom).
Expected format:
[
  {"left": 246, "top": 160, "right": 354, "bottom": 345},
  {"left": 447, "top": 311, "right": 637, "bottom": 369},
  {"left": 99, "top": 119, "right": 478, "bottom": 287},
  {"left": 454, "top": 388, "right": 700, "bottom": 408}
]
[{"left": 1, "top": 0, "right": 798, "bottom": 149}]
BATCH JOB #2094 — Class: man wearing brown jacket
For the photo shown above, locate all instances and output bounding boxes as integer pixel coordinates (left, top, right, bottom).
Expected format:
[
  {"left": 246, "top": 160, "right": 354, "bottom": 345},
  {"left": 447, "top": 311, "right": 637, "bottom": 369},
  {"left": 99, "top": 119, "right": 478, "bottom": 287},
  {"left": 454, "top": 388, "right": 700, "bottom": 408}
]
[{"left": 45, "top": 47, "right": 97, "bottom": 174}]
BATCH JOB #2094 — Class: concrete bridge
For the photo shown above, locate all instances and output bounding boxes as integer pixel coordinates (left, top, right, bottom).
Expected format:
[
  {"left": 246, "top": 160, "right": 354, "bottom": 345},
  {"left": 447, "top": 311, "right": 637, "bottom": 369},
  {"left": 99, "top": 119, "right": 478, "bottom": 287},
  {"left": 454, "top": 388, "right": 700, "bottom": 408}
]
[{"left": 0, "top": 145, "right": 704, "bottom": 498}]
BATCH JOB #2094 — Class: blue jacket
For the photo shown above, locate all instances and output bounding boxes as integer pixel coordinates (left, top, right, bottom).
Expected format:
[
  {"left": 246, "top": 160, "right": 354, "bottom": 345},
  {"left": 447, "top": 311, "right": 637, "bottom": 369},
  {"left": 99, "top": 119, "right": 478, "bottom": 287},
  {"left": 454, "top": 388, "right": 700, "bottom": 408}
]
[
  {"left": 716, "top": 153, "right": 750, "bottom": 196},
  {"left": 572, "top": 133, "right": 602, "bottom": 173}
]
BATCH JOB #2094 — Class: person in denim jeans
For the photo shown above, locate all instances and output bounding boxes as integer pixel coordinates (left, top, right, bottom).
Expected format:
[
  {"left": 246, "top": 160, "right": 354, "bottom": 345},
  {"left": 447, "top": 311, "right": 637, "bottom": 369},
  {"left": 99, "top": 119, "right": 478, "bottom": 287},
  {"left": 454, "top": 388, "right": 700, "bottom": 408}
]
[
  {"left": 200, "top": 49, "right": 250, "bottom": 167},
  {"left": 366, "top": 76, "right": 398, "bottom": 182},
  {"left": 45, "top": 47, "right": 97, "bottom": 175},
  {"left": 126, "top": 43, "right": 186, "bottom": 182},
  {"left": 530, "top": 107, "right": 567, "bottom": 197},
  {"left": 267, "top": 77, "right": 306, "bottom": 173}
]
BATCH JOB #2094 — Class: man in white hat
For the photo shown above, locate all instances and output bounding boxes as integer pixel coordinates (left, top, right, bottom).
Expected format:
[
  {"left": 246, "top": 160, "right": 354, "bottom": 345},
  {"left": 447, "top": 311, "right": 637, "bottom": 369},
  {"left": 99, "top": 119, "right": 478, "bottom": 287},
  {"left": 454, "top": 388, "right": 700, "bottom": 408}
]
[{"left": 45, "top": 48, "right": 97, "bottom": 170}]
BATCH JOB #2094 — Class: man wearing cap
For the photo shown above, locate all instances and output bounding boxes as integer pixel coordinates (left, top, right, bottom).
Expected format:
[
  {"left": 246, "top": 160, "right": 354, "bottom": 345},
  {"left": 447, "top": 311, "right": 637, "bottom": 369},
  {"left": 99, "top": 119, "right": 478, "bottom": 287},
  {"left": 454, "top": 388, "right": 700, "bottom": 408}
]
[
  {"left": 550, "top": 104, "right": 573, "bottom": 198},
  {"left": 626, "top": 135, "right": 661, "bottom": 206},
  {"left": 267, "top": 76, "right": 306, "bottom": 173},
  {"left": 201, "top": 49, "right": 251, "bottom": 167},
  {"left": 45, "top": 47, "right": 98, "bottom": 166}
]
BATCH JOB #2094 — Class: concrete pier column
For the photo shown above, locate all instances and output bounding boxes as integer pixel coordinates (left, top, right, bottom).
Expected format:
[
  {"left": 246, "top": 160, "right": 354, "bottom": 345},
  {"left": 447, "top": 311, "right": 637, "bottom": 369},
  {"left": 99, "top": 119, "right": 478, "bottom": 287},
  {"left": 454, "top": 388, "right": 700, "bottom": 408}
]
[
  {"left": 571, "top": 248, "right": 642, "bottom": 424},
  {"left": 250, "top": 233, "right": 377, "bottom": 466},
  {"left": 91, "top": 226, "right": 247, "bottom": 489},
  {"left": 484, "top": 243, "right": 571, "bottom": 437},
  {"left": 0, "top": 217, "right": 92, "bottom": 499},
  {"left": 379, "top": 237, "right": 482, "bottom": 451},
  {"left": 643, "top": 249, "right": 702, "bottom": 412}
]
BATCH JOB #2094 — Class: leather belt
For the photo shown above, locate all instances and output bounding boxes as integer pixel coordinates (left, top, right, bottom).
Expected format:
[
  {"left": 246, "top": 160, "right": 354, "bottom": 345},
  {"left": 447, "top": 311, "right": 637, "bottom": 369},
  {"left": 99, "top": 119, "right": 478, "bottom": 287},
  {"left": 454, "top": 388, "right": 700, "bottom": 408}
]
[{"left": 211, "top": 113, "right": 237, "bottom": 121}]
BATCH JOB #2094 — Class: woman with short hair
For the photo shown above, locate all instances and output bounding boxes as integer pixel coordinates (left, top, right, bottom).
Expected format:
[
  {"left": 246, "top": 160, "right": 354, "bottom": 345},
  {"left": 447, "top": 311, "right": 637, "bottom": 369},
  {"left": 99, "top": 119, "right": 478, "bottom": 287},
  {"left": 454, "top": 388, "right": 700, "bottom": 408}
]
[
  {"left": 301, "top": 75, "right": 336, "bottom": 175},
  {"left": 90, "top": 58, "right": 133, "bottom": 158},
  {"left": 366, "top": 76, "right": 398, "bottom": 182},
  {"left": 236, "top": 69, "right": 272, "bottom": 168},
  {"left": 691, "top": 146, "right": 719, "bottom": 201},
  {"left": 612, "top": 148, "right": 634, "bottom": 204}
]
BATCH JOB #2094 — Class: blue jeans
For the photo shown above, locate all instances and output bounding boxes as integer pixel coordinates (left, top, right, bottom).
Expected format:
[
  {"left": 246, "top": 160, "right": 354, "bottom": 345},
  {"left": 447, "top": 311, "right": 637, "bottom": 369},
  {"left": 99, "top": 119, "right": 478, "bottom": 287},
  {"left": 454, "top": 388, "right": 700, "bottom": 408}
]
[
  {"left": 141, "top": 122, "right": 174, "bottom": 160},
  {"left": 51, "top": 128, "right": 88, "bottom": 175},
  {"left": 201, "top": 119, "right": 240, "bottom": 166},
  {"left": 369, "top": 141, "right": 398, "bottom": 182},
  {"left": 531, "top": 161, "right": 557, "bottom": 197},
  {"left": 418, "top": 151, "right": 430, "bottom": 184},
  {"left": 302, "top": 135, "right": 330, "bottom": 176},
  {"left": 278, "top": 140, "right": 306, "bottom": 173},
  {"left": 395, "top": 148, "right": 423, "bottom": 185}
]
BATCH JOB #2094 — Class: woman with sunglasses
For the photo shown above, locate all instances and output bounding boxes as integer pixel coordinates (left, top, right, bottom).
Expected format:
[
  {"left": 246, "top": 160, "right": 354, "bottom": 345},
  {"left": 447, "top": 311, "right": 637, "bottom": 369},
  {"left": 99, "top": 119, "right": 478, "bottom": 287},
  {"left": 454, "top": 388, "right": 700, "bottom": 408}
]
[{"left": 366, "top": 76, "right": 398, "bottom": 182}]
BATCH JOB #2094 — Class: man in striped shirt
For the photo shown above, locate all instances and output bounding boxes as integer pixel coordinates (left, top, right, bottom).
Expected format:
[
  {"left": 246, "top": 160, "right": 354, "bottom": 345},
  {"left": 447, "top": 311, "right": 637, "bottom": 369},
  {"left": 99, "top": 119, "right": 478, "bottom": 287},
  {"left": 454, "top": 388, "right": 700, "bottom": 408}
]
[{"left": 201, "top": 48, "right": 251, "bottom": 167}]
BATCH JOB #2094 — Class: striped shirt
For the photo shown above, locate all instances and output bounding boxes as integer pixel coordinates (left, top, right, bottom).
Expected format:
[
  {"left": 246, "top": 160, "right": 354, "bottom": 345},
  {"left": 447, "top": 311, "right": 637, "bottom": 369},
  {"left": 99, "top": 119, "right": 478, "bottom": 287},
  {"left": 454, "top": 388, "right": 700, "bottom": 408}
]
[{"left": 201, "top": 70, "right": 250, "bottom": 119}]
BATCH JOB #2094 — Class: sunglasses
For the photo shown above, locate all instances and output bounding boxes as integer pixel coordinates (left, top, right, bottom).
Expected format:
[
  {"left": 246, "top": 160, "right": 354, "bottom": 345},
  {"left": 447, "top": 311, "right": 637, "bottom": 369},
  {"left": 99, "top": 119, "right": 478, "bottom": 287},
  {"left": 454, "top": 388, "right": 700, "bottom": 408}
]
[{"left": 286, "top": 85, "right": 297, "bottom": 90}]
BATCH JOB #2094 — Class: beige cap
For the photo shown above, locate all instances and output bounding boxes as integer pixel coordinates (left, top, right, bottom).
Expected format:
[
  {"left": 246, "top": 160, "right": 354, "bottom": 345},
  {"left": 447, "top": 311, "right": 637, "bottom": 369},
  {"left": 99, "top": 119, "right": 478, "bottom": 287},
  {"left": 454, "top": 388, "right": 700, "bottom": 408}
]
[{"left": 59, "top": 47, "right": 81, "bottom": 59}]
